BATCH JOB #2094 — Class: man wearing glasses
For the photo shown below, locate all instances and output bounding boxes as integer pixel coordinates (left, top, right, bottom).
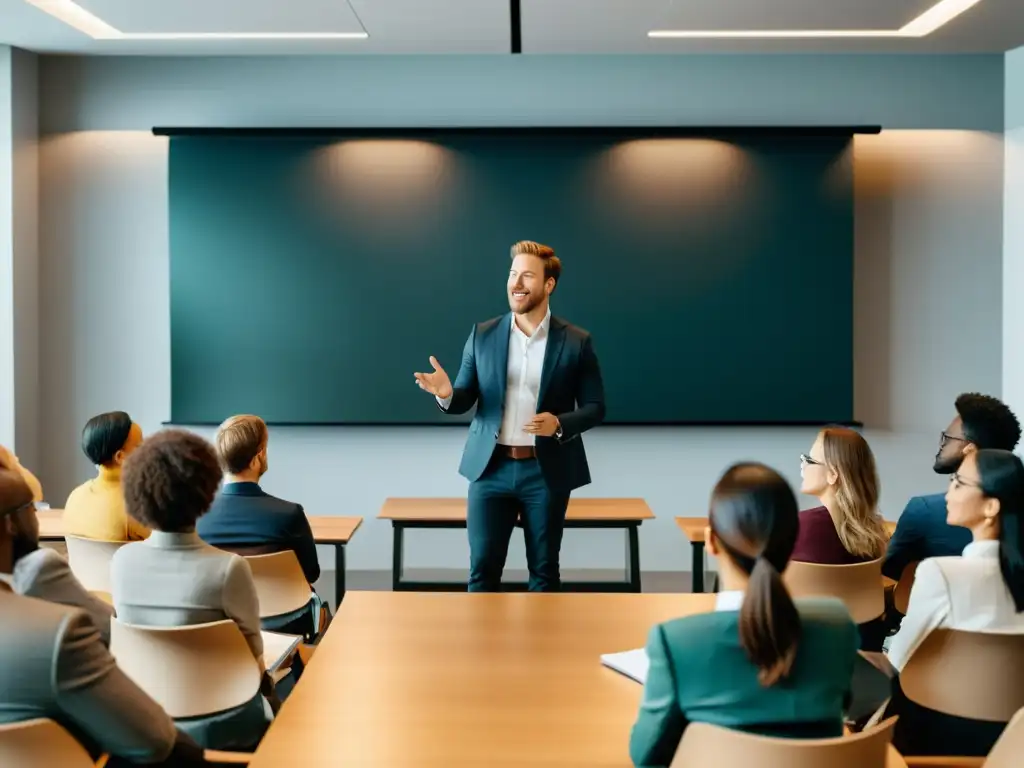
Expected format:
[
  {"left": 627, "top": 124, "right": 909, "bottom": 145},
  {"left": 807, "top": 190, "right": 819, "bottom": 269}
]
[{"left": 883, "top": 392, "right": 1021, "bottom": 581}]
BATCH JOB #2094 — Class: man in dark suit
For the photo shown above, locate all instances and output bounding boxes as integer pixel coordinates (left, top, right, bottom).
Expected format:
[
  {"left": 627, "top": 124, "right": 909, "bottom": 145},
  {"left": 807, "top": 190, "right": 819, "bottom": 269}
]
[
  {"left": 414, "top": 240, "right": 605, "bottom": 592},
  {"left": 198, "top": 414, "right": 320, "bottom": 586},
  {"left": 883, "top": 392, "right": 1021, "bottom": 581}
]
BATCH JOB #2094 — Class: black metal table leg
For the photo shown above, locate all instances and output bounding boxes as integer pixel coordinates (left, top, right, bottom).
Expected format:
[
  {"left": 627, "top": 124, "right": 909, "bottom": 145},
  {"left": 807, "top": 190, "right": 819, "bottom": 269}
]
[
  {"left": 691, "top": 541, "right": 705, "bottom": 593},
  {"left": 334, "top": 543, "right": 346, "bottom": 608},
  {"left": 626, "top": 524, "right": 642, "bottom": 592},
  {"left": 392, "top": 523, "right": 405, "bottom": 591}
]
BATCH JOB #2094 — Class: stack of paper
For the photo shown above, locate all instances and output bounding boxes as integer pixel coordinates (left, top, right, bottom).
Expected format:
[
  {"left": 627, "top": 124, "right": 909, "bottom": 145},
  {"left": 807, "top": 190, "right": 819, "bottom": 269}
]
[
  {"left": 600, "top": 648, "right": 649, "bottom": 684},
  {"left": 261, "top": 630, "right": 302, "bottom": 673}
]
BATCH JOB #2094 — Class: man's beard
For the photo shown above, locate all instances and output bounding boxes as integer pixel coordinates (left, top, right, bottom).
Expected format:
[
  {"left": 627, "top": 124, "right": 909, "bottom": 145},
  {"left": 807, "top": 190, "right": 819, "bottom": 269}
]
[
  {"left": 10, "top": 531, "right": 39, "bottom": 565},
  {"left": 933, "top": 452, "right": 963, "bottom": 475},
  {"left": 508, "top": 290, "right": 542, "bottom": 315}
]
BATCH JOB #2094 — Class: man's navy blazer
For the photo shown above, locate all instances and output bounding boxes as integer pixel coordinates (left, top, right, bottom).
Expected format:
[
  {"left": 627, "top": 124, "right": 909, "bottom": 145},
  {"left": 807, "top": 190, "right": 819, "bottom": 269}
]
[
  {"left": 197, "top": 482, "right": 321, "bottom": 584},
  {"left": 441, "top": 313, "right": 605, "bottom": 494}
]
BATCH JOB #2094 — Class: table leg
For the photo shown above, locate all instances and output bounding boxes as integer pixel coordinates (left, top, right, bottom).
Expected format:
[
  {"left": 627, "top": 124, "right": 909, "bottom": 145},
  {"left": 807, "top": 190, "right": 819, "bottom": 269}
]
[
  {"left": 691, "top": 541, "right": 705, "bottom": 593},
  {"left": 626, "top": 525, "right": 642, "bottom": 593},
  {"left": 334, "top": 543, "right": 346, "bottom": 609},
  {"left": 392, "top": 523, "right": 404, "bottom": 591}
]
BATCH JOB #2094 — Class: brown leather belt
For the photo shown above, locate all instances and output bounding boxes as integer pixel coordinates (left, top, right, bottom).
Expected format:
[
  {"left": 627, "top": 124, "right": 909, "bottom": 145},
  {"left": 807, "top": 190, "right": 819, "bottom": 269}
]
[{"left": 497, "top": 444, "right": 536, "bottom": 460}]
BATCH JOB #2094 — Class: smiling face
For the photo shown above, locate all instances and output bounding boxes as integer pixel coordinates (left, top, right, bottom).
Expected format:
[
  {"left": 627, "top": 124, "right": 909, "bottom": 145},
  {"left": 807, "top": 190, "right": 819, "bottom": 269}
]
[{"left": 507, "top": 252, "right": 554, "bottom": 315}]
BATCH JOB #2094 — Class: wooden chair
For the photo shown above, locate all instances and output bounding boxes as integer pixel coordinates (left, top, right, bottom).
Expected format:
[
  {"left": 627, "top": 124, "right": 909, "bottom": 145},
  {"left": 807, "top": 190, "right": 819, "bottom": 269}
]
[
  {"left": 110, "top": 619, "right": 261, "bottom": 719},
  {"left": 893, "top": 561, "right": 919, "bottom": 616},
  {"left": 244, "top": 551, "right": 312, "bottom": 619},
  {"left": 64, "top": 536, "right": 124, "bottom": 593},
  {"left": 784, "top": 558, "right": 885, "bottom": 623},
  {"left": 900, "top": 629, "right": 1024, "bottom": 722},
  {"left": 0, "top": 718, "right": 101, "bottom": 767},
  {"left": 669, "top": 716, "right": 900, "bottom": 767},
  {"left": 904, "top": 706, "right": 1024, "bottom": 768}
]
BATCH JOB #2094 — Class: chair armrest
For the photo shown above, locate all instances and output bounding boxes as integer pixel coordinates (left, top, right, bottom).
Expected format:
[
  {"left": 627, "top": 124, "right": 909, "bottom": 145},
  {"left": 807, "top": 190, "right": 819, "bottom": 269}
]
[
  {"left": 904, "top": 758, "right": 985, "bottom": 768},
  {"left": 95, "top": 756, "right": 109, "bottom": 768},
  {"left": 204, "top": 750, "right": 253, "bottom": 765}
]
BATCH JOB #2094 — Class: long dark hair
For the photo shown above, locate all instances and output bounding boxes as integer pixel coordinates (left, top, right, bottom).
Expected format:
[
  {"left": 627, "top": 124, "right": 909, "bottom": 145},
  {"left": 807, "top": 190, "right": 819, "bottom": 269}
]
[
  {"left": 974, "top": 449, "right": 1024, "bottom": 611},
  {"left": 81, "top": 411, "right": 133, "bottom": 466},
  {"left": 710, "top": 462, "right": 802, "bottom": 686}
]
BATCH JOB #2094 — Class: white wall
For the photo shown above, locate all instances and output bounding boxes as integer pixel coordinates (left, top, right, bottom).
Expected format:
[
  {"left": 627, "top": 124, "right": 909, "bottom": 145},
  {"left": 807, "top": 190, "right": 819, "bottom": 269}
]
[
  {"left": 35, "top": 54, "right": 1005, "bottom": 573},
  {"left": 0, "top": 46, "right": 39, "bottom": 467},
  {"left": 1005, "top": 47, "right": 1024, "bottom": 412}
]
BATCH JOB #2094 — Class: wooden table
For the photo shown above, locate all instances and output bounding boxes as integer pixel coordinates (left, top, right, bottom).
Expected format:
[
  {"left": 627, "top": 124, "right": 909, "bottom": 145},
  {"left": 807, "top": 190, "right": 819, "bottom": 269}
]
[
  {"left": 35, "top": 509, "right": 362, "bottom": 607},
  {"left": 675, "top": 517, "right": 899, "bottom": 594},
  {"left": 379, "top": 497, "right": 655, "bottom": 593},
  {"left": 248, "top": 591, "right": 714, "bottom": 767}
]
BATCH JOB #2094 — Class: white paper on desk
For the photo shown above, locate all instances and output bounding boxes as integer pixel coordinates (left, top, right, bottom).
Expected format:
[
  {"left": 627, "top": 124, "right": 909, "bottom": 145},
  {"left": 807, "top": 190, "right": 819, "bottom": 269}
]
[
  {"left": 601, "top": 648, "right": 648, "bottom": 685},
  {"left": 261, "top": 631, "right": 302, "bottom": 674}
]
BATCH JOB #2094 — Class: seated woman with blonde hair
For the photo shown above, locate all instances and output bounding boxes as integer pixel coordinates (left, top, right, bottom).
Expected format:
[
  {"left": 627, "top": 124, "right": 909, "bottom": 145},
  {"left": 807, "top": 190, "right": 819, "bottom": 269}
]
[{"left": 795, "top": 426, "right": 889, "bottom": 565}]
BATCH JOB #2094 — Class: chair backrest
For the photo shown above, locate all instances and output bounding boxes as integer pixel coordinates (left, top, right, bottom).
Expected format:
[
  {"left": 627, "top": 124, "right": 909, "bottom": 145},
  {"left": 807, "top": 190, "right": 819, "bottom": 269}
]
[
  {"left": 783, "top": 558, "right": 885, "bottom": 624},
  {"left": 900, "top": 629, "right": 1024, "bottom": 722},
  {"left": 670, "top": 716, "right": 898, "bottom": 768},
  {"left": 893, "top": 561, "right": 919, "bottom": 615},
  {"left": 64, "top": 535, "right": 124, "bottom": 593},
  {"left": 244, "top": 551, "right": 311, "bottom": 618},
  {"left": 0, "top": 718, "right": 96, "bottom": 768},
  {"left": 110, "top": 619, "right": 261, "bottom": 719},
  {"left": 984, "top": 706, "right": 1024, "bottom": 768}
]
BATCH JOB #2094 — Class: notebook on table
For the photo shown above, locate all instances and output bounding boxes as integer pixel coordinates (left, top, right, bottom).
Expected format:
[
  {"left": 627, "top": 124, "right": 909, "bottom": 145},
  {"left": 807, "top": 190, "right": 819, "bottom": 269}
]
[
  {"left": 261, "top": 630, "right": 302, "bottom": 673},
  {"left": 601, "top": 648, "right": 649, "bottom": 685}
]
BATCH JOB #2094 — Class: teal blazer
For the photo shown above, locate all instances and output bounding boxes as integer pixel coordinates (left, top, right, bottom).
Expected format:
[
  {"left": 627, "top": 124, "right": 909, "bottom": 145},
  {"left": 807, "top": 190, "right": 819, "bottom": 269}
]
[{"left": 629, "top": 598, "right": 859, "bottom": 768}]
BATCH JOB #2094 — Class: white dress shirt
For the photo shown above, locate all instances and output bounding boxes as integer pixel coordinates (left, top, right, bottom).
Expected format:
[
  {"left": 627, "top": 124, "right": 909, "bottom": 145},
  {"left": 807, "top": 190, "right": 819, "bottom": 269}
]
[
  {"left": 439, "top": 309, "right": 550, "bottom": 447},
  {"left": 887, "top": 540, "right": 1024, "bottom": 671}
]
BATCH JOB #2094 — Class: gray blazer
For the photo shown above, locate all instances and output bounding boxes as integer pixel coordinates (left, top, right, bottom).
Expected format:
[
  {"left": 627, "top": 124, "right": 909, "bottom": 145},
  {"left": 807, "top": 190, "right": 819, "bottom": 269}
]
[
  {"left": 0, "top": 587, "right": 177, "bottom": 763},
  {"left": 13, "top": 547, "right": 115, "bottom": 646},
  {"left": 111, "top": 530, "right": 268, "bottom": 751}
]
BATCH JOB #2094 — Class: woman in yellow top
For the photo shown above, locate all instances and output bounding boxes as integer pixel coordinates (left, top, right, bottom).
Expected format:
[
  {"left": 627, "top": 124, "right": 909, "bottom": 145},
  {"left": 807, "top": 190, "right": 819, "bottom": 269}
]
[{"left": 64, "top": 411, "right": 149, "bottom": 541}]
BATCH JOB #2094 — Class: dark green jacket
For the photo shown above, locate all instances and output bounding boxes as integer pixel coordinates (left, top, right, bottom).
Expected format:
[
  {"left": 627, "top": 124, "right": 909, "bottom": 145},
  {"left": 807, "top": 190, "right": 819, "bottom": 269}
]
[{"left": 630, "top": 597, "right": 859, "bottom": 768}]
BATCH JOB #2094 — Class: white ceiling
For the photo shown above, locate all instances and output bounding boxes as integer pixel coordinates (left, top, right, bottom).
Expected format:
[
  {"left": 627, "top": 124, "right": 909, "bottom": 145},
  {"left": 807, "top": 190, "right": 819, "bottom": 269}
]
[{"left": 1, "top": 0, "right": 1023, "bottom": 55}]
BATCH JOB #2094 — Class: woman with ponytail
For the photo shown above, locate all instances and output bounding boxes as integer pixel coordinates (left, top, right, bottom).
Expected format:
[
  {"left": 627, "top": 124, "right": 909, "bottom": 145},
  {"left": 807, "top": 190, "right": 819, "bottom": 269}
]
[
  {"left": 886, "top": 448, "right": 1024, "bottom": 756},
  {"left": 629, "top": 463, "right": 860, "bottom": 768}
]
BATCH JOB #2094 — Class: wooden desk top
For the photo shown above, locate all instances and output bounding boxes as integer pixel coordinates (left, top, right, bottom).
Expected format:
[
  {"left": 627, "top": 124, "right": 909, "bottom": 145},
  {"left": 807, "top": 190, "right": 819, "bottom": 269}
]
[
  {"left": 675, "top": 516, "right": 898, "bottom": 544},
  {"left": 35, "top": 509, "right": 362, "bottom": 544},
  {"left": 379, "top": 497, "right": 655, "bottom": 522},
  {"left": 248, "top": 591, "right": 714, "bottom": 768}
]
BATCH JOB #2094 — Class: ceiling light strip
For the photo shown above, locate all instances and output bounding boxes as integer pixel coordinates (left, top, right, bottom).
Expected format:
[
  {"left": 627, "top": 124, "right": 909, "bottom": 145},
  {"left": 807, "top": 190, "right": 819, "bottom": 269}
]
[
  {"left": 24, "top": 0, "right": 369, "bottom": 40},
  {"left": 649, "top": 0, "right": 984, "bottom": 39}
]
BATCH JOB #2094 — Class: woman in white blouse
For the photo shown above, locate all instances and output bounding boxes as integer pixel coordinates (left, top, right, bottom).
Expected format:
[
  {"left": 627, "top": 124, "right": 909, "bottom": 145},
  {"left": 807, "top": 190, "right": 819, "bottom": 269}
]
[{"left": 886, "top": 448, "right": 1024, "bottom": 756}]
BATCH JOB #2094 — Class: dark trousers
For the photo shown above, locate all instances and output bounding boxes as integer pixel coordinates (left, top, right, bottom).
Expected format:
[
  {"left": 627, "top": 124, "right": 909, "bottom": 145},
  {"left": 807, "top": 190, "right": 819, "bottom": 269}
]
[{"left": 467, "top": 452, "right": 570, "bottom": 592}]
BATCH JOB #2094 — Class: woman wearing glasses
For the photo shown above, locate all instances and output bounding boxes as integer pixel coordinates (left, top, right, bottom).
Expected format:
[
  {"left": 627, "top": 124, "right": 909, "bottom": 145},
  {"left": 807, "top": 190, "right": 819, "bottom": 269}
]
[
  {"left": 886, "top": 448, "right": 1024, "bottom": 756},
  {"left": 794, "top": 427, "right": 889, "bottom": 565}
]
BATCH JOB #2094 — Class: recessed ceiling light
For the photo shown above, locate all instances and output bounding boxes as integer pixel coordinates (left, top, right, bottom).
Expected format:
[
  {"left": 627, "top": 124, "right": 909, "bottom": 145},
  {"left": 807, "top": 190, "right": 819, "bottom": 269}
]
[
  {"left": 649, "top": 0, "right": 983, "bottom": 39},
  {"left": 25, "top": 0, "right": 370, "bottom": 40}
]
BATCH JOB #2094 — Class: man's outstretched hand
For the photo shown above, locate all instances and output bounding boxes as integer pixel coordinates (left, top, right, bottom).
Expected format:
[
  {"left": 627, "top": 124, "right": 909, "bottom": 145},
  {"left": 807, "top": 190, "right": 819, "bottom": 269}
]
[{"left": 413, "top": 356, "right": 453, "bottom": 400}]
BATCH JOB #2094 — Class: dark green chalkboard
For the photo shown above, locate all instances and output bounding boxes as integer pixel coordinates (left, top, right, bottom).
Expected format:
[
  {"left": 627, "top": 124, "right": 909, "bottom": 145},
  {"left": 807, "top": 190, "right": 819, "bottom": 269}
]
[{"left": 169, "top": 132, "right": 853, "bottom": 425}]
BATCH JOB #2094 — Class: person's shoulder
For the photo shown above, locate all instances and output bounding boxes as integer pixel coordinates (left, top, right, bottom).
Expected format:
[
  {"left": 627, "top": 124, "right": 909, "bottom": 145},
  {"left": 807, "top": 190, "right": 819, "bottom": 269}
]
[
  {"left": 1, "top": 590, "right": 86, "bottom": 639},
  {"left": 13, "top": 547, "right": 67, "bottom": 583},
  {"left": 477, "top": 315, "right": 508, "bottom": 334},
  {"left": 552, "top": 316, "right": 592, "bottom": 341},
  {"left": 657, "top": 610, "right": 735, "bottom": 642},
  {"left": 906, "top": 492, "right": 946, "bottom": 515},
  {"left": 798, "top": 506, "right": 833, "bottom": 528}
]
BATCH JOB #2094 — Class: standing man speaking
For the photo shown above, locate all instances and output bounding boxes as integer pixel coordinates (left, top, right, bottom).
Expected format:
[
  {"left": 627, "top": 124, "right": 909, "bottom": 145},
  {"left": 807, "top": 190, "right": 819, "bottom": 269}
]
[{"left": 414, "top": 241, "right": 605, "bottom": 592}]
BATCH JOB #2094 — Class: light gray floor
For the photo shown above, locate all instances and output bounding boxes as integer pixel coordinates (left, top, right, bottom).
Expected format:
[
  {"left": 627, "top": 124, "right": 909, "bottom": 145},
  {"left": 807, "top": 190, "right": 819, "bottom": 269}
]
[{"left": 316, "top": 569, "right": 717, "bottom": 606}]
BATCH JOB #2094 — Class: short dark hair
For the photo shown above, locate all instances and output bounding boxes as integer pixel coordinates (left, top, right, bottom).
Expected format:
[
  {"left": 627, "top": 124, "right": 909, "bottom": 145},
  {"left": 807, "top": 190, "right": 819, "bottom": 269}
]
[
  {"left": 709, "top": 462, "right": 801, "bottom": 687},
  {"left": 956, "top": 393, "right": 1021, "bottom": 451},
  {"left": 511, "top": 240, "right": 561, "bottom": 286},
  {"left": 81, "top": 411, "right": 133, "bottom": 466},
  {"left": 122, "top": 430, "right": 221, "bottom": 533}
]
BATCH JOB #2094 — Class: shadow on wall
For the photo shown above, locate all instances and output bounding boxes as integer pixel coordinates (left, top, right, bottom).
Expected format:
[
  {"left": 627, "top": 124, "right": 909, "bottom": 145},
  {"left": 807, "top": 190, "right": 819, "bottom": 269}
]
[{"left": 852, "top": 130, "right": 1004, "bottom": 433}]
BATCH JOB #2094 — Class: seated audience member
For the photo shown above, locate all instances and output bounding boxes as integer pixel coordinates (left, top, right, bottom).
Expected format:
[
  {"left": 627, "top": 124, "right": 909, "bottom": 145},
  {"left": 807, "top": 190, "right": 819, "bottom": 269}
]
[
  {"left": 65, "top": 411, "right": 149, "bottom": 542},
  {"left": 0, "top": 444, "right": 44, "bottom": 501},
  {"left": 198, "top": 415, "right": 320, "bottom": 634},
  {"left": 0, "top": 466, "right": 204, "bottom": 766},
  {"left": 795, "top": 427, "right": 889, "bottom": 565},
  {"left": 629, "top": 463, "right": 860, "bottom": 768},
  {"left": 111, "top": 430, "right": 272, "bottom": 751},
  {"left": 4, "top": 488, "right": 114, "bottom": 645},
  {"left": 884, "top": 393, "right": 1021, "bottom": 581},
  {"left": 885, "top": 448, "right": 1024, "bottom": 757}
]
